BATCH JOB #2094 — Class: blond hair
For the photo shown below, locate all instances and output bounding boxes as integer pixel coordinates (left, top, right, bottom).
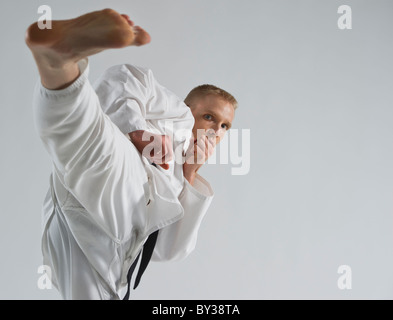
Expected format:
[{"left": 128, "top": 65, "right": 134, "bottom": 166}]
[{"left": 184, "top": 84, "right": 238, "bottom": 110}]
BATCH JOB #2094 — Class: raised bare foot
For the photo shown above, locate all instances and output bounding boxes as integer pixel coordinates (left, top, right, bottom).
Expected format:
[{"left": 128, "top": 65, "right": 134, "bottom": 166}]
[{"left": 25, "top": 8, "right": 151, "bottom": 89}]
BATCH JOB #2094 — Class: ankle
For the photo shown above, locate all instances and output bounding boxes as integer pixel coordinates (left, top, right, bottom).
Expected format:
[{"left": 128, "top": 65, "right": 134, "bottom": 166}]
[{"left": 38, "top": 61, "right": 80, "bottom": 90}]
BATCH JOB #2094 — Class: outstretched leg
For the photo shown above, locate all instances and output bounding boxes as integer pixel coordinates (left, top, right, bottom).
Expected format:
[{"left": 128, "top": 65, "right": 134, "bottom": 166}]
[
  {"left": 29, "top": 9, "right": 153, "bottom": 299},
  {"left": 25, "top": 8, "right": 150, "bottom": 90}
]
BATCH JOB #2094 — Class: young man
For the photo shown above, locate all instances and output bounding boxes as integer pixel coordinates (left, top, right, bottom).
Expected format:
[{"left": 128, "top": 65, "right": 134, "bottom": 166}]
[{"left": 26, "top": 8, "right": 237, "bottom": 300}]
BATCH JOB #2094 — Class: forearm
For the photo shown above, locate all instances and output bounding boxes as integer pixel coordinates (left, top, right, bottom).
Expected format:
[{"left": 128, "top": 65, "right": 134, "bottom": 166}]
[
  {"left": 152, "top": 173, "right": 214, "bottom": 262},
  {"left": 183, "top": 163, "right": 198, "bottom": 186}
]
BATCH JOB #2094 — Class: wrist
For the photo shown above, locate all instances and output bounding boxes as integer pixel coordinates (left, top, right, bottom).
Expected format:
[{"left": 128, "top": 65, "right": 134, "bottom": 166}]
[
  {"left": 128, "top": 130, "right": 144, "bottom": 142},
  {"left": 183, "top": 164, "right": 197, "bottom": 185}
]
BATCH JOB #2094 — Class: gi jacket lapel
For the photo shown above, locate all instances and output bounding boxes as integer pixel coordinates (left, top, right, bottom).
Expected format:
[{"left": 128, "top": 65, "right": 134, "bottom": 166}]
[{"left": 142, "top": 162, "right": 184, "bottom": 235}]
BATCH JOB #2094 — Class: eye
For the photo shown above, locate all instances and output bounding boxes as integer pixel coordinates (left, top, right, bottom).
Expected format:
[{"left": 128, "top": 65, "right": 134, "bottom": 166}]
[
  {"left": 203, "top": 114, "right": 213, "bottom": 121},
  {"left": 221, "top": 123, "right": 228, "bottom": 130}
]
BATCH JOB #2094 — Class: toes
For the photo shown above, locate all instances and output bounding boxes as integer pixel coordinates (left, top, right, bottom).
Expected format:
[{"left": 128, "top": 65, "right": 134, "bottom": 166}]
[
  {"left": 133, "top": 26, "right": 151, "bottom": 46},
  {"left": 120, "top": 14, "right": 134, "bottom": 26}
]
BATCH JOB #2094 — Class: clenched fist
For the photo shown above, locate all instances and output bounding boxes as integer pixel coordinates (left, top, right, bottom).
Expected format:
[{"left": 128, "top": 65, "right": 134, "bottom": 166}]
[
  {"left": 183, "top": 132, "right": 216, "bottom": 185},
  {"left": 129, "top": 130, "right": 173, "bottom": 170}
]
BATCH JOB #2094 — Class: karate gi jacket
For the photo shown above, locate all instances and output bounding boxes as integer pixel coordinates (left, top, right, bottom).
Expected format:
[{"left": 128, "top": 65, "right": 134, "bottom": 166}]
[{"left": 35, "top": 59, "right": 214, "bottom": 299}]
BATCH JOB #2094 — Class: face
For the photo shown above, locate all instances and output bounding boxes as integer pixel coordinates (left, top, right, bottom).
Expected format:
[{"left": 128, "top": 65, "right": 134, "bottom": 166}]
[{"left": 189, "top": 94, "right": 235, "bottom": 144}]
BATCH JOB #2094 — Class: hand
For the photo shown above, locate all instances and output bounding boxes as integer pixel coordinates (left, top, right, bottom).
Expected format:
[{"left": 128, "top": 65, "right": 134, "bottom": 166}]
[
  {"left": 183, "top": 134, "right": 216, "bottom": 184},
  {"left": 129, "top": 130, "right": 173, "bottom": 170}
]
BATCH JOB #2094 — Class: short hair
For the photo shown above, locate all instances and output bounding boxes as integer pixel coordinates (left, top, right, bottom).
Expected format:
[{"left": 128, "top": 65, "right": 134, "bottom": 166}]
[{"left": 184, "top": 84, "right": 238, "bottom": 110}]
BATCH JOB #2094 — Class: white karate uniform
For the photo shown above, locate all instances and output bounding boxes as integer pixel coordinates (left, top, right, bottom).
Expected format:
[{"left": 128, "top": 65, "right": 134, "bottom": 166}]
[{"left": 33, "top": 59, "right": 214, "bottom": 300}]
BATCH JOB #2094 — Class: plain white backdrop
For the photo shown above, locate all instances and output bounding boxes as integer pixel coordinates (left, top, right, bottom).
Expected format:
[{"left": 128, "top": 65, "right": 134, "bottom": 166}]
[{"left": 1, "top": 0, "right": 393, "bottom": 299}]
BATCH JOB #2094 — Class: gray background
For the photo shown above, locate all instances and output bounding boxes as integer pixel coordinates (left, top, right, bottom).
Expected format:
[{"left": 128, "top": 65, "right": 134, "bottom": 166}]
[{"left": 0, "top": 0, "right": 392, "bottom": 299}]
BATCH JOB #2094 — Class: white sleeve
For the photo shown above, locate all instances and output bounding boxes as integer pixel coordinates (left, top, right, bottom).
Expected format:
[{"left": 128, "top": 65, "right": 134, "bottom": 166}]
[
  {"left": 151, "top": 174, "right": 214, "bottom": 262},
  {"left": 93, "top": 64, "right": 149, "bottom": 133},
  {"left": 93, "top": 64, "right": 193, "bottom": 134}
]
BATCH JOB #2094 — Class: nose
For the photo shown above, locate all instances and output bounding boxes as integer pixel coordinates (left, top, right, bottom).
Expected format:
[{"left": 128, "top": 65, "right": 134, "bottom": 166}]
[
  {"left": 207, "top": 128, "right": 225, "bottom": 145},
  {"left": 215, "top": 128, "right": 227, "bottom": 144},
  {"left": 210, "top": 123, "right": 222, "bottom": 135},
  {"left": 204, "top": 128, "right": 218, "bottom": 142},
  {"left": 205, "top": 128, "right": 216, "bottom": 138}
]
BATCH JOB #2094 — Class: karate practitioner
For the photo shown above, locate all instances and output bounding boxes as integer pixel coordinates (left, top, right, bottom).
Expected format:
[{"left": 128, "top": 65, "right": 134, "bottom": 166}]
[{"left": 25, "top": 8, "right": 237, "bottom": 300}]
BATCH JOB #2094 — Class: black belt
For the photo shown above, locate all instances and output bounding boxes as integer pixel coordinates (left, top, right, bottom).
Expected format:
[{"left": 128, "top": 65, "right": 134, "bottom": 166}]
[
  {"left": 123, "top": 162, "right": 160, "bottom": 300},
  {"left": 123, "top": 229, "right": 159, "bottom": 300}
]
